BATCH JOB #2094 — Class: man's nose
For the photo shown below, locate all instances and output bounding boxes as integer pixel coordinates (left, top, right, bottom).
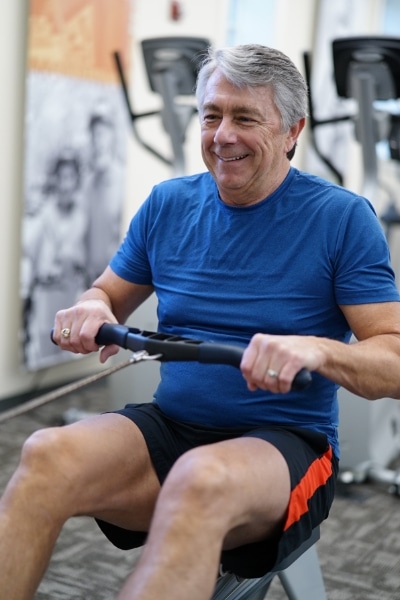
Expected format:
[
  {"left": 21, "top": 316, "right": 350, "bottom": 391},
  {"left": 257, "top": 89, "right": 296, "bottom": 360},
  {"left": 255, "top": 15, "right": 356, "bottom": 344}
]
[{"left": 213, "top": 118, "right": 237, "bottom": 144}]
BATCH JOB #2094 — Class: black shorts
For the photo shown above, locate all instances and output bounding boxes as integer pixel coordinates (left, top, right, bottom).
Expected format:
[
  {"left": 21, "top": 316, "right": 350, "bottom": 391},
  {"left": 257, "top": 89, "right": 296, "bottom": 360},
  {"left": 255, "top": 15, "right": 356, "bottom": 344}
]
[{"left": 96, "top": 403, "right": 338, "bottom": 579}]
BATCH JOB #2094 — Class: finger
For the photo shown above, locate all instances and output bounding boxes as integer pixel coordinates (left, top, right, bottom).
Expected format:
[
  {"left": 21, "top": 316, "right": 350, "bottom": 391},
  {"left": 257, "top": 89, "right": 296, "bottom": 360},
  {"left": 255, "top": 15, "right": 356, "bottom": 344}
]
[
  {"left": 99, "top": 344, "right": 120, "bottom": 364},
  {"left": 52, "top": 325, "right": 73, "bottom": 346},
  {"left": 276, "top": 363, "right": 302, "bottom": 394},
  {"left": 260, "top": 365, "right": 283, "bottom": 393},
  {"left": 241, "top": 334, "right": 270, "bottom": 372},
  {"left": 240, "top": 344, "right": 261, "bottom": 391},
  {"left": 60, "top": 327, "right": 72, "bottom": 341}
]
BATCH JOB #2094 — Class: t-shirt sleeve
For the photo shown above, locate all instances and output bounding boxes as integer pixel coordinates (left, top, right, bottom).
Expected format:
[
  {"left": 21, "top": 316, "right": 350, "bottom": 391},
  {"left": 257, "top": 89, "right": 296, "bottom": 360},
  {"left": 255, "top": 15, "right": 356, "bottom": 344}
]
[
  {"left": 109, "top": 198, "right": 153, "bottom": 285},
  {"left": 333, "top": 197, "right": 400, "bottom": 305}
]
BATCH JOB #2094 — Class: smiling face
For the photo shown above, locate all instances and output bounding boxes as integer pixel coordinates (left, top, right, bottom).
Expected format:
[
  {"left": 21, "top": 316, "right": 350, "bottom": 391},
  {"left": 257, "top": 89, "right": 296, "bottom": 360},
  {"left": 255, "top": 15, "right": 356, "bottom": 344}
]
[{"left": 200, "top": 70, "right": 304, "bottom": 207}]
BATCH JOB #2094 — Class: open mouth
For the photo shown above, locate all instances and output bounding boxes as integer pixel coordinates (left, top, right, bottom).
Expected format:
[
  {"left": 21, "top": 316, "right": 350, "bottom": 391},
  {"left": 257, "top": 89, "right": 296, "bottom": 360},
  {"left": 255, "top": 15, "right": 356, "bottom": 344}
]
[{"left": 219, "top": 154, "right": 249, "bottom": 162}]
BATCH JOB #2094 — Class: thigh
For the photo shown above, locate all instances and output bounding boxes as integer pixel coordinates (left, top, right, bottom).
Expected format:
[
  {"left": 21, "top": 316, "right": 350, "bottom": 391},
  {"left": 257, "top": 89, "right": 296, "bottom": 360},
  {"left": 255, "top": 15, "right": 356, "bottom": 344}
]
[
  {"left": 52, "top": 412, "right": 161, "bottom": 530},
  {"left": 193, "top": 436, "right": 291, "bottom": 548},
  {"left": 220, "top": 427, "right": 337, "bottom": 578}
]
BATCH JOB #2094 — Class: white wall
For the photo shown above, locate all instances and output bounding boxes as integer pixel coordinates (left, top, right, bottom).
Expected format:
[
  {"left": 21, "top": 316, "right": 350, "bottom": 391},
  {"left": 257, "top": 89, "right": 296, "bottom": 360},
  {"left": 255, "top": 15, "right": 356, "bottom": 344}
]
[{"left": 0, "top": 3, "right": 27, "bottom": 398}]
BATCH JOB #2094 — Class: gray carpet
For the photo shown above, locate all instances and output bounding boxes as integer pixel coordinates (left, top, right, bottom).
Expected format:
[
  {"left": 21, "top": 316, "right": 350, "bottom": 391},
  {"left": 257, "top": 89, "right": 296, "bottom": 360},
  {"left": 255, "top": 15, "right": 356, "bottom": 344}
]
[{"left": 1, "top": 378, "right": 400, "bottom": 599}]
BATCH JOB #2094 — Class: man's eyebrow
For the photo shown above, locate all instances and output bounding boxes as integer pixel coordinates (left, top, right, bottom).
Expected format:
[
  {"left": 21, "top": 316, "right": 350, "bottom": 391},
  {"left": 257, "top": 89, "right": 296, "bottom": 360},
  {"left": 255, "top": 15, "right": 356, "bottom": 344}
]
[
  {"left": 202, "top": 102, "right": 220, "bottom": 113},
  {"left": 202, "top": 102, "right": 264, "bottom": 119}
]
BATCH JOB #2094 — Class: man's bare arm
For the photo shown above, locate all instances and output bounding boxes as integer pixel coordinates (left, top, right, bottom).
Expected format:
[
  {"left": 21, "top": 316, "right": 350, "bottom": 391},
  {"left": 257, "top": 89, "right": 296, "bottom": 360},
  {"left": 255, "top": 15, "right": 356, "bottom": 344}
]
[
  {"left": 241, "top": 302, "right": 400, "bottom": 399},
  {"left": 53, "top": 267, "right": 154, "bottom": 361}
]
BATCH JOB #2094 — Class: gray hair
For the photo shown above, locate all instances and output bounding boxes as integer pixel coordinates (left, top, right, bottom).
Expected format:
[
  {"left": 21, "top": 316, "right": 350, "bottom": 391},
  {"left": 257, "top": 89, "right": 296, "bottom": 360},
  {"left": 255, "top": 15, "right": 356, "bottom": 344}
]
[{"left": 195, "top": 44, "right": 308, "bottom": 132}]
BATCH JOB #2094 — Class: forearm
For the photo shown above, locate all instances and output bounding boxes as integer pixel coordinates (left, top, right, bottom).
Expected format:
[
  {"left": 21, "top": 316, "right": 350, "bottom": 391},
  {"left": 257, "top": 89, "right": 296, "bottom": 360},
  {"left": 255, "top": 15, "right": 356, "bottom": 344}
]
[
  {"left": 317, "top": 334, "right": 400, "bottom": 400},
  {"left": 76, "top": 268, "right": 154, "bottom": 324},
  {"left": 242, "top": 327, "right": 400, "bottom": 399},
  {"left": 77, "top": 286, "right": 113, "bottom": 312}
]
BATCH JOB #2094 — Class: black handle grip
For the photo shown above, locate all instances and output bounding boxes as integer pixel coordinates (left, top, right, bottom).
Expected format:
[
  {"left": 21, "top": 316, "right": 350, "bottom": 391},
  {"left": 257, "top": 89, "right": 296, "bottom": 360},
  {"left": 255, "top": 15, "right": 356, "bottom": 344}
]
[
  {"left": 95, "top": 324, "right": 312, "bottom": 391},
  {"left": 94, "top": 323, "right": 132, "bottom": 348},
  {"left": 290, "top": 368, "right": 312, "bottom": 391},
  {"left": 50, "top": 324, "right": 130, "bottom": 347}
]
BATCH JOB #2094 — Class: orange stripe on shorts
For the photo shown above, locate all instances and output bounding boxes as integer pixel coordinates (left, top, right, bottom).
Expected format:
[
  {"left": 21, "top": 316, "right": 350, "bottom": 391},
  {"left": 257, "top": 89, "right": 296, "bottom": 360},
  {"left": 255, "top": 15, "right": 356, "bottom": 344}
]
[{"left": 283, "top": 445, "right": 333, "bottom": 531}]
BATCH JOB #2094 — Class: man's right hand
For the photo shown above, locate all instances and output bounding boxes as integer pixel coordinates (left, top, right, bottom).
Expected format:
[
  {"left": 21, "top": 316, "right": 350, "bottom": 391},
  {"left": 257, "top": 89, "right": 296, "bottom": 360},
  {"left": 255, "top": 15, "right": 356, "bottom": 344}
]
[{"left": 53, "top": 298, "right": 120, "bottom": 363}]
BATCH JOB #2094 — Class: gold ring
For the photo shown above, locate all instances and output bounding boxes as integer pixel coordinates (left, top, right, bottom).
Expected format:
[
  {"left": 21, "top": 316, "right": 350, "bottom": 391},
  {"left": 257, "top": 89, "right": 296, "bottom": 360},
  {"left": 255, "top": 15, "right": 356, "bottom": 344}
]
[
  {"left": 61, "top": 328, "right": 71, "bottom": 339},
  {"left": 266, "top": 368, "right": 279, "bottom": 379}
]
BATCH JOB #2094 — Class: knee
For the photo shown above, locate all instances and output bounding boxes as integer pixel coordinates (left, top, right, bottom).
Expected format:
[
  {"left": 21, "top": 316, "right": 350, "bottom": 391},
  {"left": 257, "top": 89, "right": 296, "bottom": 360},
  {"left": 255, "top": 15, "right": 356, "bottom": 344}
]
[
  {"left": 3, "top": 427, "right": 80, "bottom": 524},
  {"left": 19, "top": 427, "right": 73, "bottom": 483},
  {"left": 161, "top": 447, "right": 233, "bottom": 514}
]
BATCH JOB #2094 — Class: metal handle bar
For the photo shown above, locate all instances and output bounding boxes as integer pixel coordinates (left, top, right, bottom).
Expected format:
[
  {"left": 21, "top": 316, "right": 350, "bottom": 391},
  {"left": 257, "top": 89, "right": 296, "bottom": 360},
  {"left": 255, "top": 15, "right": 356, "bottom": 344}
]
[{"left": 95, "top": 324, "right": 312, "bottom": 391}]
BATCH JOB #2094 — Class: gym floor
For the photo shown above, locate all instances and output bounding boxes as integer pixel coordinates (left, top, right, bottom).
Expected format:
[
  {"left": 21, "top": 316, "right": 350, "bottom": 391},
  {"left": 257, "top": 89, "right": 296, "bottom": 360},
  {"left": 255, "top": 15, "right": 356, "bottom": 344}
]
[{"left": 1, "top": 378, "right": 400, "bottom": 599}]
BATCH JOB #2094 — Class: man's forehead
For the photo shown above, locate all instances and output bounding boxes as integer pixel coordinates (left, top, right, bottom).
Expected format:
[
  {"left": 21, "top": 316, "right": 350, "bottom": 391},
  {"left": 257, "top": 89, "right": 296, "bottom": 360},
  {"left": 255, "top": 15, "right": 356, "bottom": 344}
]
[
  {"left": 202, "top": 99, "right": 265, "bottom": 116},
  {"left": 201, "top": 76, "right": 275, "bottom": 117}
]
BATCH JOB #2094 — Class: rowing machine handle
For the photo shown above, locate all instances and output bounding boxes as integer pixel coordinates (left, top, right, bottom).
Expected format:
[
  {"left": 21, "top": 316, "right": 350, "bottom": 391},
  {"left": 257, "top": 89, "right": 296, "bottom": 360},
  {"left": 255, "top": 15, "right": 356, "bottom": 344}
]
[{"left": 95, "top": 324, "right": 312, "bottom": 391}]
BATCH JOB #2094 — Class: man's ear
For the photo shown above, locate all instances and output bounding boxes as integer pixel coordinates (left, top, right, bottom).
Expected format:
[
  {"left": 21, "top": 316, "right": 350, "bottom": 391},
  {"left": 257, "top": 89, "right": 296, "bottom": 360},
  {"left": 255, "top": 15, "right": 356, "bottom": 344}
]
[
  {"left": 285, "top": 118, "right": 306, "bottom": 160},
  {"left": 286, "top": 117, "right": 306, "bottom": 153}
]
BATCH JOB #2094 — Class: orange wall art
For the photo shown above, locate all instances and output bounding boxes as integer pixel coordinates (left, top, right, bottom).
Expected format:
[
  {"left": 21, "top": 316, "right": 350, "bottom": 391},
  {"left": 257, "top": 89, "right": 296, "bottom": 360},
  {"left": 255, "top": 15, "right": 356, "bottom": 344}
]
[{"left": 21, "top": 0, "right": 132, "bottom": 370}]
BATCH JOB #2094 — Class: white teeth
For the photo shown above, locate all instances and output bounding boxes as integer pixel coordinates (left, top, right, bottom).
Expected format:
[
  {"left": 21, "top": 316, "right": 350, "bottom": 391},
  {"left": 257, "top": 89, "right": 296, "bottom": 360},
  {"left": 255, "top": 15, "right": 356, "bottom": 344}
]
[{"left": 221, "top": 155, "right": 246, "bottom": 162}]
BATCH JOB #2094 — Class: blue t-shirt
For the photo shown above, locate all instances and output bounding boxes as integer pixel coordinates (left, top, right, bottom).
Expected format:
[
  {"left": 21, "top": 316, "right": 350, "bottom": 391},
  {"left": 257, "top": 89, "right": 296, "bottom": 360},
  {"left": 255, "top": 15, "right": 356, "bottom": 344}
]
[{"left": 110, "top": 168, "right": 400, "bottom": 457}]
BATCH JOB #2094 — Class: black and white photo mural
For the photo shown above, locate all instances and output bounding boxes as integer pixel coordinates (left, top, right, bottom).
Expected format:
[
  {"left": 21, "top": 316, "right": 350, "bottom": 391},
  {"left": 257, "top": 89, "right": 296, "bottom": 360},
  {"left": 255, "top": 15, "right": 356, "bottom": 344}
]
[{"left": 21, "top": 0, "right": 130, "bottom": 370}]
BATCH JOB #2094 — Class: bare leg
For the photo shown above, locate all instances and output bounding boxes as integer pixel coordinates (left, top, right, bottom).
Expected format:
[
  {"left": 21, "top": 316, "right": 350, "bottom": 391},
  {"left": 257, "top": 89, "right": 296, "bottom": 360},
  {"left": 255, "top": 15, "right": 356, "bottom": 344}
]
[
  {"left": 0, "top": 414, "right": 160, "bottom": 600},
  {"left": 117, "top": 437, "right": 291, "bottom": 600}
]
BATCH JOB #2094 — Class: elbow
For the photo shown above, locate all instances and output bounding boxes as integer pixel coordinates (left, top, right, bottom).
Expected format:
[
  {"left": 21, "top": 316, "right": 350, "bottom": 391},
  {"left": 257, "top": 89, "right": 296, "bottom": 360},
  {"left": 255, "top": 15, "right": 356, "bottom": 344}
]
[{"left": 364, "top": 389, "right": 400, "bottom": 402}]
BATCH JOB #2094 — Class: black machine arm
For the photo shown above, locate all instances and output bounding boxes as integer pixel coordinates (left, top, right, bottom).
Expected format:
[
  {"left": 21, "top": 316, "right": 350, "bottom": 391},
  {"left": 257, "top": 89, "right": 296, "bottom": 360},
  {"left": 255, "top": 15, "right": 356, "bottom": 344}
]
[{"left": 95, "top": 323, "right": 312, "bottom": 391}]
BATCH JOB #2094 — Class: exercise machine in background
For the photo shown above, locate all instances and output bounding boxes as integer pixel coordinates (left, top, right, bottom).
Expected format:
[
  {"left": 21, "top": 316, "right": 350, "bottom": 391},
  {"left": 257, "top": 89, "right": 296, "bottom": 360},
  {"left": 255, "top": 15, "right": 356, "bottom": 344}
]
[
  {"left": 332, "top": 37, "right": 400, "bottom": 210},
  {"left": 305, "top": 36, "right": 400, "bottom": 235},
  {"left": 333, "top": 37, "right": 400, "bottom": 495},
  {"left": 306, "top": 36, "right": 400, "bottom": 495},
  {"left": 114, "top": 36, "right": 210, "bottom": 177}
]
